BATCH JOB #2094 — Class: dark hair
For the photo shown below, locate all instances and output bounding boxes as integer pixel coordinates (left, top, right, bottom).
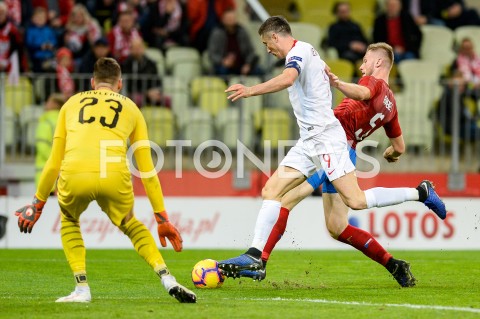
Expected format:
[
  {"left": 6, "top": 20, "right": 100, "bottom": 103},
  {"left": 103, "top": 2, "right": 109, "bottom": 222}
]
[
  {"left": 93, "top": 57, "right": 121, "bottom": 84},
  {"left": 258, "top": 16, "right": 292, "bottom": 37},
  {"left": 33, "top": 6, "right": 47, "bottom": 15},
  {"left": 332, "top": 1, "right": 350, "bottom": 15}
]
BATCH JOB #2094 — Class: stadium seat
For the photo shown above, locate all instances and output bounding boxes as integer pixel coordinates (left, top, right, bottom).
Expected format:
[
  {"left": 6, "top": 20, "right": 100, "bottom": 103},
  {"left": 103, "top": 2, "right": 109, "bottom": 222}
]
[
  {"left": 295, "top": 0, "right": 336, "bottom": 30},
  {"left": 325, "top": 58, "right": 354, "bottom": 80},
  {"left": 351, "top": 0, "right": 377, "bottom": 11},
  {"left": 4, "top": 106, "right": 16, "bottom": 147},
  {"left": 228, "top": 76, "right": 263, "bottom": 117},
  {"left": 289, "top": 22, "right": 323, "bottom": 49},
  {"left": 198, "top": 91, "right": 228, "bottom": 116},
  {"left": 163, "top": 76, "right": 189, "bottom": 95},
  {"left": 201, "top": 50, "right": 212, "bottom": 74},
  {"left": 321, "top": 47, "right": 338, "bottom": 60},
  {"left": 5, "top": 76, "right": 34, "bottom": 114},
  {"left": 259, "top": 0, "right": 296, "bottom": 20},
  {"left": 267, "top": 67, "right": 293, "bottom": 109},
  {"left": 267, "top": 83, "right": 291, "bottom": 109},
  {"left": 244, "top": 21, "right": 269, "bottom": 68},
  {"left": 397, "top": 61, "right": 443, "bottom": 147},
  {"left": 181, "top": 108, "right": 214, "bottom": 147},
  {"left": 18, "top": 105, "right": 44, "bottom": 149},
  {"left": 254, "top": 108, "right": 292, "bottom": 149},
  {"left": 398, "top": 60, "right": 442, "bottom": 90},
  {"left": 163, "top": 76, "right": 190, "bottom": 126},
  {"left": 454, "top": 26, "right": 480, "bottom": 51},
  {"left": 170, "top": 92, "right": 191, "bottom": 127},
  {"left": 141, "top": 107, "right": 175, "bottom": 147},
  {"left": 216, "top": 108, "right": 255, "bottom": 149},
  {"left": 228, "top": 75, "right": 262, "bottom": 87},
  {"left": 420, "top": 25, "right": 455, "bottom": 75},
  {"left": 325, "top": 59, "right": 353, "bottom": 106},
  {"left": 144, "top": 47, "right": 166, "bottom": 76},
  {"left": 165, "top": 47, "right": 200, "bottom": 73},
  {"left": 191, "top": 76, "right": 227, "bottom": 104},
  {"left": 33, "top": 75, "right": 47, "bottom": 103},
  {"left": 350, "top": 9, "right": 375, "bottom": 40},
  {"left": 172, "top": 61, "right": 201, "bottom": 83}
]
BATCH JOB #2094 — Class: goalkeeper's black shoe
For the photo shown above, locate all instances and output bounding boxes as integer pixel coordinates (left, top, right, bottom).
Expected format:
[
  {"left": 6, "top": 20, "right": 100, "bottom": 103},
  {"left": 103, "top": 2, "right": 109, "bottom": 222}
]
[
  {"left": 162, "top": 275, "right": 197, "bottom": 303},
  {"left": 218, "top": 253, "right": 263, "bottom": 279},
  {"left": 168, "top": 285, "right": 197, "bottom": 303},
  {"left": 388, "top": 258, "right": 416, "bottom": 287}
]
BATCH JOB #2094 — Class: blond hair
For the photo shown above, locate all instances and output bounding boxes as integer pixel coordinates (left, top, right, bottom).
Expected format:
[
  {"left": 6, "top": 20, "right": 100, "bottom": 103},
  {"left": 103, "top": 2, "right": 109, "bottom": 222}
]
[{"left": 367, "top": 42, "right": 394, "bottom": 69}]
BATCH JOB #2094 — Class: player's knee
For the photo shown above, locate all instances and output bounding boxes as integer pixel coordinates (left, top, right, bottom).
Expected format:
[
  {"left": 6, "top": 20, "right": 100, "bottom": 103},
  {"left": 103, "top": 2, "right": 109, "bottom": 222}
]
[
  {"left": 343, "top": 197, "right": 365, "bottom": 210},
  {"left": 261, "top": 185, "right": 278, "bottom": 200}
]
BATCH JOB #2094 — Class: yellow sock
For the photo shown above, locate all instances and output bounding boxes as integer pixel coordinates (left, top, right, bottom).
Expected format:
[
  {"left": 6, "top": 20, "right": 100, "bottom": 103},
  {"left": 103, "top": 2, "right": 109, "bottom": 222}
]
[
  {"left": 60, "top": 213, "right": 86, "bottom": 274},
  {"left": 121, "top": 216, "right": 167, "bottom": 271}
]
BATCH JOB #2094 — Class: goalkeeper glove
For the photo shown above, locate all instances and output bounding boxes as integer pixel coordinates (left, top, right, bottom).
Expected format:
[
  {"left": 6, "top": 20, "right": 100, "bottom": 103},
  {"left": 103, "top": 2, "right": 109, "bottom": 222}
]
[
  {"left": 14, "top": 196, "right": 46, "bottom": 233},
  {"left": 155, "top": 211, "right": 183, "bottom": 252}
]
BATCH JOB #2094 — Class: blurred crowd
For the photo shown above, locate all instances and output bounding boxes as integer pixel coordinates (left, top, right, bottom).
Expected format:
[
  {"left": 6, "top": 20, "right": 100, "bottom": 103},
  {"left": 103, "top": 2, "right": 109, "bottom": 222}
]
[
  {"left": 0, "top": 0, "right": 479, "bottom": 179},
  {"left": 0, "top": 0, "right": 479, "bottom": 94},
  {"left": 1, "top": 0, "right": 480, "bottom": 139},
  {"left": 0, "top": 0, "right": 250, "bottom": 99}
]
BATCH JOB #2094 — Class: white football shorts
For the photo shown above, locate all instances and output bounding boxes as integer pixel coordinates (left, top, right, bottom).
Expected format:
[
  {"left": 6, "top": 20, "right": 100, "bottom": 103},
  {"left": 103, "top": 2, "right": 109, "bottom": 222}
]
[{"left": 280, "top": 124, "right": 355, "bottom": 181}]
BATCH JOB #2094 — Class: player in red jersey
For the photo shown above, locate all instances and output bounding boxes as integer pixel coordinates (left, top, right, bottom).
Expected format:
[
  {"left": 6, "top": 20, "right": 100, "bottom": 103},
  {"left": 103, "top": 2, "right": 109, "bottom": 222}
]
[
  {"left": 229, "top": 42, "right": 435, "bottom": 287},
  {"left": 219, "top": 25, "right": 447, "bottom": 286}
]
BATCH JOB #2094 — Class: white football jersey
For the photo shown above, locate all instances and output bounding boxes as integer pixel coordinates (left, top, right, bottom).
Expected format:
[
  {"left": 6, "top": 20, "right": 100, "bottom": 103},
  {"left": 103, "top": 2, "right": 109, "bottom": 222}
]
[{"left": 285, "top": 41, "right": 339, "bottom": 140}]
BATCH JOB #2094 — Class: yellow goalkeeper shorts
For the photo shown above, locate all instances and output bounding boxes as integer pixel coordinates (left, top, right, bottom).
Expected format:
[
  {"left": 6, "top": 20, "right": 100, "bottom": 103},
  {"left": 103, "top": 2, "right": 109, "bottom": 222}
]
[{"left": 57, "top": 170, "right": 134, "bottom": 226}]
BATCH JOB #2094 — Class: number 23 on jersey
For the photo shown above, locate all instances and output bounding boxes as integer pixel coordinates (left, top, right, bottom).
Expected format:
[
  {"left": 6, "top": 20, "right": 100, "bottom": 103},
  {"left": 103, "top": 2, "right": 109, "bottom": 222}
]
[{"left": 78, "top": 97, "right": 123, "bottom": 129}]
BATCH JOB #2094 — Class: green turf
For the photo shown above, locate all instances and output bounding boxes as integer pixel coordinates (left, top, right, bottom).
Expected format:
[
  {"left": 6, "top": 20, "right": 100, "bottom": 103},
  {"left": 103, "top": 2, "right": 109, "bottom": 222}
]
[{"left": 0, "top": 249, "right": 479, "bottom": 319}]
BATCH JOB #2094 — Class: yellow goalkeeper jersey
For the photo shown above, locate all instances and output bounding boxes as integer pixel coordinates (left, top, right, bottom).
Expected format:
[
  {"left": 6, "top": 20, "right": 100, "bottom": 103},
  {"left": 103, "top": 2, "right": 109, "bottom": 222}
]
[
  {"left": 56, "top": 90, "right": 144, "bottom": 172},
  {"left": 36, "top": 89, "right": 166, "bottom": 213}
]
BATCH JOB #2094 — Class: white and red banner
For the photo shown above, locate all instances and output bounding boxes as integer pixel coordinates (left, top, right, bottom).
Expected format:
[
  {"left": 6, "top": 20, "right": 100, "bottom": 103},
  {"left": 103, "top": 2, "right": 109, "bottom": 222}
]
[{"left": 0, "top": 197, "right": 478, "bottom": 250}]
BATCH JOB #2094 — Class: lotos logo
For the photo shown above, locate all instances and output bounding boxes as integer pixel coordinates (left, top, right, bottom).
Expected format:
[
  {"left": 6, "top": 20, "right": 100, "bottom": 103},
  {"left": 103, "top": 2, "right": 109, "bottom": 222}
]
[{"left": 350, "top": 210, "right": 455, "bottom": 240}]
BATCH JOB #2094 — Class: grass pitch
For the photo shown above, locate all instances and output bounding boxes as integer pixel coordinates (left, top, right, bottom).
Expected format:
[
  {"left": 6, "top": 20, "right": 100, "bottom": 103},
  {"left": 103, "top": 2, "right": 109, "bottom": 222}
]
[{"left": 0, "top": 249, "right": 479, "bottom": 319}]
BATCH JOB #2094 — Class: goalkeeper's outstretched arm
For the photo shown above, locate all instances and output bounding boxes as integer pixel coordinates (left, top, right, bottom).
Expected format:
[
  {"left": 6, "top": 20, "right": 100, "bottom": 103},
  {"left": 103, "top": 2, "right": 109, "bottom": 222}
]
[{"left": 130, "top": 113, "right": 183, "bottom": 251}]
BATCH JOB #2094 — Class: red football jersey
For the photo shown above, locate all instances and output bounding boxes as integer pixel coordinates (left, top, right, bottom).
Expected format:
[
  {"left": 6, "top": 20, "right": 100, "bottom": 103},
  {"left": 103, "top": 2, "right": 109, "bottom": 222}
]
[{"left": 333, "top": 75, "right": 402, "bottom": 149}]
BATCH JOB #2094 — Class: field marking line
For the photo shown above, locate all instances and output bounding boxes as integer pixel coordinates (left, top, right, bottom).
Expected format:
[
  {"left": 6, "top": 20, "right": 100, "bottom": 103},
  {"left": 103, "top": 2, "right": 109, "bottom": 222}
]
[{"left": 227, "top": 297, "right": 480, "bottom": 314}]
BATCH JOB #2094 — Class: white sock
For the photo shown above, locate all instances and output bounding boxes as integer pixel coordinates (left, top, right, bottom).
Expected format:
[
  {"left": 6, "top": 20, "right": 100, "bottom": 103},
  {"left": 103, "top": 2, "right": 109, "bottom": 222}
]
[
  {"left": 75, "top": 285, "right": 90, "bottom": 294},
  {"left": 364, "top": 187, "right": 419, "bottom": 208},
  {"left": 161, "top": 274, "right": 177, "bottom": 291},
  {"left": 251, "top": 200, "right": 281, "bottom": 251}
]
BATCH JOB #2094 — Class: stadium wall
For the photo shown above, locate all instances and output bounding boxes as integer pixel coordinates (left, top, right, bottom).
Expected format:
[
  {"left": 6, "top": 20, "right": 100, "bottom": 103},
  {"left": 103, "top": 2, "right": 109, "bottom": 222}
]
[
  {"left": 131, "top": 172, "right": 480, "bottom": 197},
  {"left": 1, "top": 197, "right": 478, "bottom": 250}
]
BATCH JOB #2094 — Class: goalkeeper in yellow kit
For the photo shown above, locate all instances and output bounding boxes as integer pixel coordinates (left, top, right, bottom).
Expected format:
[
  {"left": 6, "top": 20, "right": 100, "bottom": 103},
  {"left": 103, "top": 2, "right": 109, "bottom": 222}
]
[{"left": 14, "top": 57, "right": 196, "bottom": 303}]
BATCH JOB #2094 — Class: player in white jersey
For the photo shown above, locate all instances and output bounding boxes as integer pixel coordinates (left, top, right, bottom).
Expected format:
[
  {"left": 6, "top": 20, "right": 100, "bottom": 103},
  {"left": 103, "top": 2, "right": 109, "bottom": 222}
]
[{"left": 219, "top": 16, "right": 446, "bottom": 276}]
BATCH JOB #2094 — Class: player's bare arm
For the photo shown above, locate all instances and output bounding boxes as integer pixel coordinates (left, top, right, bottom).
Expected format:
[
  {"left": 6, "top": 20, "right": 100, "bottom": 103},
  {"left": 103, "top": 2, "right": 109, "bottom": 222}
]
[
  {"left": 328, "top": 74, "right": 371, "bottom": 102},
  {"left": 226, "top": 68, "right": 298, "bottom": 102},
  {"left": 383, "top": 135, "right": 405, "bottom": 163}
]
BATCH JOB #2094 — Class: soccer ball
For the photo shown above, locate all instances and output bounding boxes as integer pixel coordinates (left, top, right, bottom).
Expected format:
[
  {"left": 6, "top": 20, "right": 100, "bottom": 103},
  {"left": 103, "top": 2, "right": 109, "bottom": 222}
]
[{"left": 191, "top": 259, "right": 225, "bottom": 288}]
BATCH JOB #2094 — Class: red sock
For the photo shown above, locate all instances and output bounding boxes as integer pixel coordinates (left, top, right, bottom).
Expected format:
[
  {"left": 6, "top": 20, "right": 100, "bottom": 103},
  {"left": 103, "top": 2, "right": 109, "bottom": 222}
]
[
  {"left": 261, "top": 207, "right": 290, "bottom": 261},
  {"left": 337, "top": 224, "right": 392, "bottom": 266}
]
